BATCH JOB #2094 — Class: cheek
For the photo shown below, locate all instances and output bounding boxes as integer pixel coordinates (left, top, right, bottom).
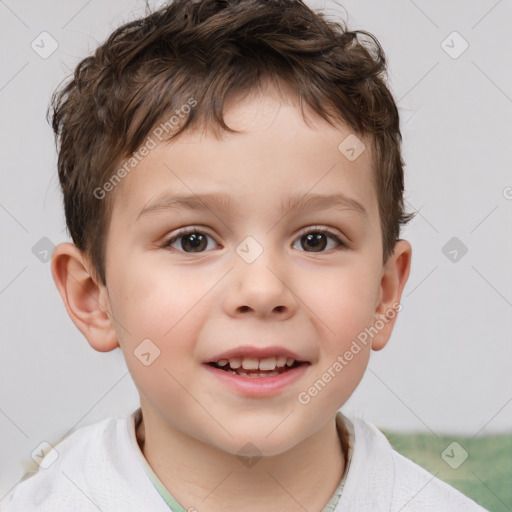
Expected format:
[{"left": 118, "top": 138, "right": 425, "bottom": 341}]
[
  {"left": 107, "top": 257, "right": 215, "bottom": 389},
  {"left": 303, "top": 265, "right": 377, "bottom": 407},
  {"left": 301, "top": 264, "right": 378, "bottom": 344},
  {"left": 110, "top": 254, "right": 210, "bottom": 336},
  {"left": 111, "top": 266, "right": 211, "bottom": 408}
]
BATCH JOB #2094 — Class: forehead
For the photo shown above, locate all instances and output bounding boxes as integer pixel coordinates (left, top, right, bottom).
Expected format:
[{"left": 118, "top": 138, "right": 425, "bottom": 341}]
[{"left": 111, "top": 88, "right": 378, "bottom": 225}]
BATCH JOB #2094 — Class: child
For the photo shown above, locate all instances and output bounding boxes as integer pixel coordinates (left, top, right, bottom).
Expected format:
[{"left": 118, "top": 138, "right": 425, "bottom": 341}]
[{"left": 3, "top": 0, "right": 488, "bottom": 510}]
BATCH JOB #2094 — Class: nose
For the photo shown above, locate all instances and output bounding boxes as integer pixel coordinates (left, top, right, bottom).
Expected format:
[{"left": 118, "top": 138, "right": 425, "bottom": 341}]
[{"left": 222, "top": 244, "right": 298, "bottom": 320}]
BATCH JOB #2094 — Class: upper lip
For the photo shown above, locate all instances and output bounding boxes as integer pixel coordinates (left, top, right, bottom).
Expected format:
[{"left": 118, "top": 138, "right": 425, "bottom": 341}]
[{"left": 205, "top": 345, "right": 309, "bottom": 363}]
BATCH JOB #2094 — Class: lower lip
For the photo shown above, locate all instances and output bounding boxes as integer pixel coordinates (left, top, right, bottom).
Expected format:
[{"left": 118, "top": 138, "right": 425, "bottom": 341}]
[{"left": 203, "top": 363, "right": 310, "bottom": 397}]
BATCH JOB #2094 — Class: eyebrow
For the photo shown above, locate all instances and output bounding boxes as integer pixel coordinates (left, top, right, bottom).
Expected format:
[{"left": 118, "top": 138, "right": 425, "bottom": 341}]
[{"left": 136, "top": 191, "right": 367, "bottom": 221}]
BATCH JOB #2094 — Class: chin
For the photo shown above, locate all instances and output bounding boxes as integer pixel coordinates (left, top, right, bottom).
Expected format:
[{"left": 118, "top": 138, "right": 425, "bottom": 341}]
[{"left": 209, "top": 429, "right": 300, "bottom": 459}]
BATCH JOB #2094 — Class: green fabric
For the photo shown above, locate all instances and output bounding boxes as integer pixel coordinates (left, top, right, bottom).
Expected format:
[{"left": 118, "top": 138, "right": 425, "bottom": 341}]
[
  {"left": 136, "top": 450, "right": 188, "bottom": 511},
  {"left": 381, "top": 429, "right": 512, "bottom": 512}
]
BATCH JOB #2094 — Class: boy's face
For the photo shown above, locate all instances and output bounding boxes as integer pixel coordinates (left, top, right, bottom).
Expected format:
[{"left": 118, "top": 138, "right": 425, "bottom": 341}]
[{"left": 55, "top": 86, "right": 411, "bottom": 457}]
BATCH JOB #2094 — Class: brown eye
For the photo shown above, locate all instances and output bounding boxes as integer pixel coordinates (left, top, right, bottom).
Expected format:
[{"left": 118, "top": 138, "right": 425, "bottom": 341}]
[
  {"left": 179, "top": 232, "right": 208, "bottom": 252},
  {"left": 293, "top": 229, "right": 345, "bottom": 253},
  {"left": 301, "top": 233, "right": 328, "bottom": 252},
  {"left": 163, "top": 229, "right": 217, "bottom": 253}
]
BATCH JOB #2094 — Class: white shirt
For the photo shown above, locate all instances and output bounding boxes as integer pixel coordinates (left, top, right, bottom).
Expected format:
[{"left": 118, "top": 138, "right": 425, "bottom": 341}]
[{"left": 2, "top": 408, "right": 488, "bottom": 511}]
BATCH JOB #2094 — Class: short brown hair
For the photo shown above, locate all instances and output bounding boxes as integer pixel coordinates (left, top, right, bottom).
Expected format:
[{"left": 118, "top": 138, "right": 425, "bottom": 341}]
[{"left": 48, "top": 0, "right": 414, "bottom": 286}]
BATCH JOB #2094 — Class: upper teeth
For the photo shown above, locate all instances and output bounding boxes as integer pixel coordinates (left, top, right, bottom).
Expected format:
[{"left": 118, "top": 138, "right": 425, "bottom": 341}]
[{"left": 216, "top": 356, "right": 295, "bottom": 371}]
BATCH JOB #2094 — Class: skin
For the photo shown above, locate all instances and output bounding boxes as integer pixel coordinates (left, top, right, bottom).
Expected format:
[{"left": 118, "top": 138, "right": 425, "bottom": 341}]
[{"left": 52, "top": 84, "right": 411, "bottom": 512}]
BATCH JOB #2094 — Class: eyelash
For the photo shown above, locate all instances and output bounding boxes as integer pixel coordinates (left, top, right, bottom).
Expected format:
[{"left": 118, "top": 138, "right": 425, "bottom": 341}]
[{"left": 160, "top": 226, "right": 347, "bottom": 253}]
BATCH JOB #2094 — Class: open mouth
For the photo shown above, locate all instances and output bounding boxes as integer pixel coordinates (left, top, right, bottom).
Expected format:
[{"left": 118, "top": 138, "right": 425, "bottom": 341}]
[{"left": 207, "top": 359, "right": 306, "bottom": 377}]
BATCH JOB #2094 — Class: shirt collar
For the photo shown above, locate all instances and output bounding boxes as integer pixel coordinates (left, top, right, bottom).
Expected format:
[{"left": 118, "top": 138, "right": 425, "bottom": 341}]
[{"left": 128, "top": 407, "right": 356, "bottom": 511}]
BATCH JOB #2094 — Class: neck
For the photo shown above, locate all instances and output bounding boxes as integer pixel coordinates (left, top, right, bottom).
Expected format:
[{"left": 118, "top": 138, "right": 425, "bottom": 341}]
[{"left": 136, "top": 409, "right": 347, "bottom": 512}]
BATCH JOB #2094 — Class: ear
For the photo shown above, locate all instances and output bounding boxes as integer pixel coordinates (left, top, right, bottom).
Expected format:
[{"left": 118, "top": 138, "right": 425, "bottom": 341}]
[
  {"left": 51, "top": 243, "right": 119, "bottom": 352},
  {"left": 371, "top": 239, "right": 412, "bottom": 351}
]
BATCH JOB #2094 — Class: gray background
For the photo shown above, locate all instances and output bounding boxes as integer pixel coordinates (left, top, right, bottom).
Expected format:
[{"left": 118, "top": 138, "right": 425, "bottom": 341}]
[{"left": 1, "top": 0, "right": 511, "bottom": 500}]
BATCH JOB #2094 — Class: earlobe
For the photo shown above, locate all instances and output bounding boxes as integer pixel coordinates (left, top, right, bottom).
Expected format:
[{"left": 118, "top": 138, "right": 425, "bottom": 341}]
[
  {"left": 51, "top": 243, "right": 119, "bottom": 352},
  {"left": 371, "top": 240, "right": 412, "bottom": 351}
]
